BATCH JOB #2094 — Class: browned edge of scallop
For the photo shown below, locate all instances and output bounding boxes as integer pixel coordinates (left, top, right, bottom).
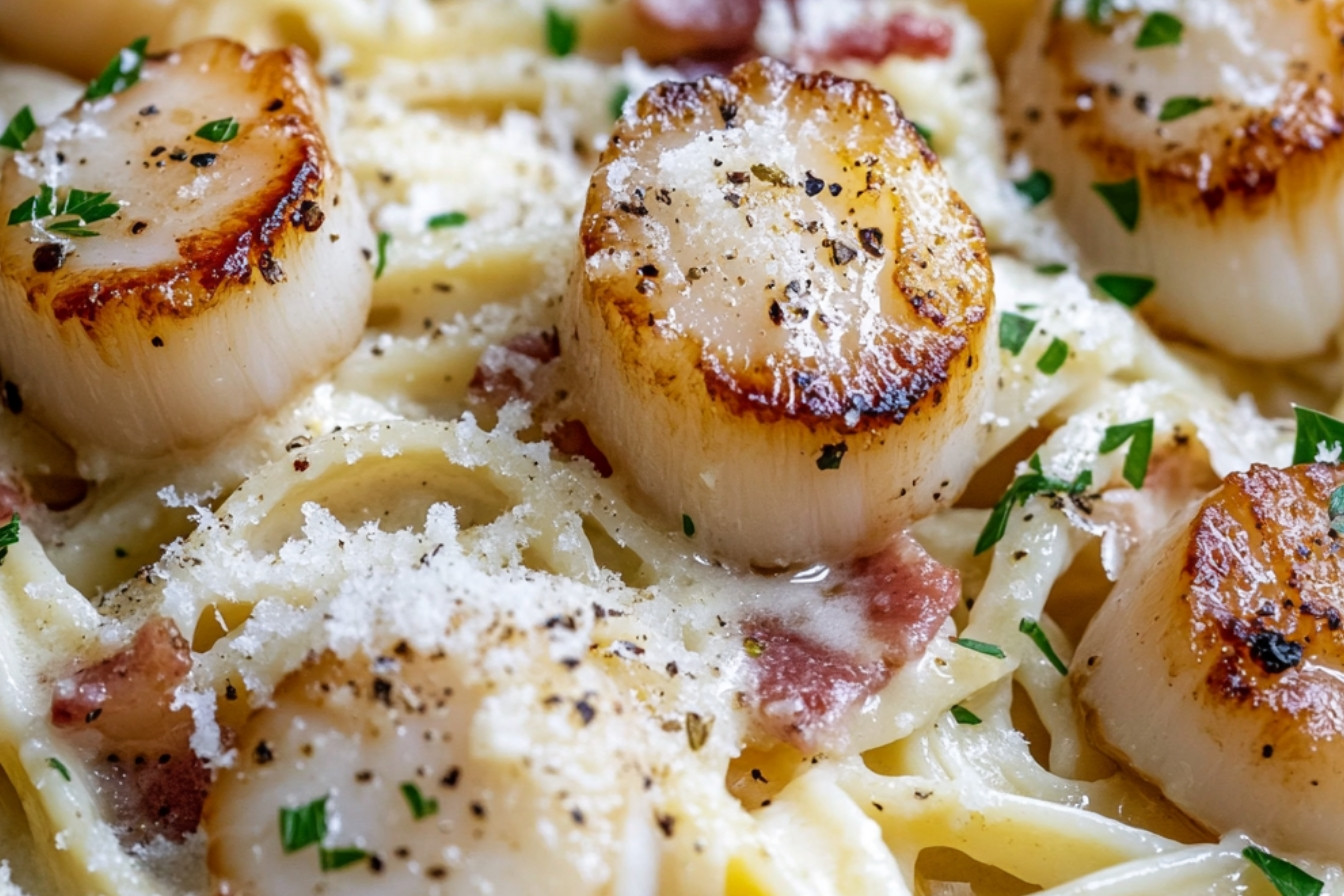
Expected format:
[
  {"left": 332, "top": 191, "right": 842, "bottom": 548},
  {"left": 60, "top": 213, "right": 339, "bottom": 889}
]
[
  {"left": 13, "top": 39, "right": 331, "bottom": 335},
  {"left": 579, "top": 57, "right": 992, "bottom": 436},
  {"left": 1025, "top": 9, "right": 1344, "bottom": 217}
]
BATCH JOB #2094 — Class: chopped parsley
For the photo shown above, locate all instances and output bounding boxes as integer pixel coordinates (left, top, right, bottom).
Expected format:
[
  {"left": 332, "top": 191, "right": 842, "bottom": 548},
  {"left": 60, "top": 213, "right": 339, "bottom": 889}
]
[
  {"left": 1094, "top": 273, "right": 1155, "bottom": 308},
  {"left": 1019, "top": 617, "right": 1068, "bottom": 675},
  {"left": 685, "top": 712, "right": 712, "bottom": 751},
  {"left": 1241, "top": 846, "right": 1323, "bottom": 896},
  {"left": 682, "top": 513, "right": 695, "bottom": 537},
  {"left": 46, "top": 756, "right": 70, "bottom": 781},
  {"left": 951, "top": 637, "right": 1006, "bottom": 659},
  {"left": 319, "top": 847, "right": 368, "bottom": 872},
  {"left": 743, "top": 637, "right": 765, "bottom": 658},
  {"left": 1034, "top": 263, "right": 1067, "bottom": 275},
  {"left": 1036, "top": 338, "right": 1069, "bottom": 375},
  {"left": 999, "top": 312, "right": 1037, "bottom": 356},
  {"left": 0, "top": 105, "right": 36, "bottom": 151},
  {"left": 279, "top": 796, "right": 327, "bottom": 853},
  {"left": 427, "top": 211, "right": 468, "bottom": 229},
  {"left": 545, "top": 6, "right": 579, "bottom": 57},
  {"left": 0, "top": 513, "right": 18, "bottom": 566},
  {"left": 911, "top": 121, "right": 935, "bottom": 145},
  {"left": 816, "top": 442, "right": 848, "bottom": 470},
  {"left": 1158, "top": 96, "right": 1213, "bottom": 122},
  {"left": 950, "top": 704, "right": 982, "bottom": 725},
  {"left": 399, "top": 782, "right": 439, "bottom": 820},
  {"left": 85, "top": 37, "right": 150, "bottom": 101},
  {"left": 8, "top": 185, "right": 120, "bottom": 237},
  {"left": 1292, "top": 406, "right": 1344, "bottom": 465},
  {"left": 1135, "top": 12, "right": 1184, "bottom": 48},
  {"left": 975, "top": 454, "right": 1093, "bottom": 554},
  {"left": 609, "top": 83, "right": 631, "bottom": 120},
  {"left": 1084, "top": 0, "right": 1113, "bottom": 27},
  {"left": 374, "top": 231, "right": 391, "bottom": 279},
  {"left": 194, "top": 116, "right": 240, "bottom": 143},
  {"left": 1099, "top": 418, "right": 1154, "bottom": 489},
  {"left": 1330, "top": 485, "right": 1344, "bottom": 534},
  {"left": 1092, "top": 178, "right": 1140, "bottom": 231},
  {"left": 1013, "top": 170, "right": 1053, "bottom": 206}
]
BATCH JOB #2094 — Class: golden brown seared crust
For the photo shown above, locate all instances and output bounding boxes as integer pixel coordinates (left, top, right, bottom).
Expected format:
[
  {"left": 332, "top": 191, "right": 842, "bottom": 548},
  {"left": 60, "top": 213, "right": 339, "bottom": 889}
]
[
  {"left": 9, "top": 40, "right": 331, "bottom": 333},
  {"left": 1182, "top": 464, "right": 1344, "bottom": 734},
  {"left": 1027, "top": 9, "right": 1344, "bottom": 218},
  {"left": 580, "top": 58, "right": 992, "bottom": 434}
]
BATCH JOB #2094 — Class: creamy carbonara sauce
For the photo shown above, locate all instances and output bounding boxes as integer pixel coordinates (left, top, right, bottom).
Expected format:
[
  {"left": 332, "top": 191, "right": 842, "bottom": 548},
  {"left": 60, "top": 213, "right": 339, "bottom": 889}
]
[{"left": 0, "top": 0, "right": 1339, "bottom": 894}]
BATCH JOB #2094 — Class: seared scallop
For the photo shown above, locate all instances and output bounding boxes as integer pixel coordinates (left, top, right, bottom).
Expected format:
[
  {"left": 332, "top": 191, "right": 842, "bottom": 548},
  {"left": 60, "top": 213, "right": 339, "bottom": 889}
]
[
  {"left": 1006, "top": 0, "right": 1344, "bottom": 360},
  {"left": 205, "top": 648, "right": 667, "bottom": 895},
  {"left": 1074, "top": 463, "right": 1344, "bottom": 860},
  {"left": 0, "top": 38, "right": 373, "bottom": 457},
  {"left": 562, "top": 57, "right": 994, "bottom": 567}
]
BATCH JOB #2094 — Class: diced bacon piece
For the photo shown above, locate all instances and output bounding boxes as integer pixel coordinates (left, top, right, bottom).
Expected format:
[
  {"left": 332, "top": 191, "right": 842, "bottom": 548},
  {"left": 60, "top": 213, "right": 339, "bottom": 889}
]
[
  {"left": 548, "top": 419, "right": 614, "bottom": 478},
  {"left": 821, "top": 11, "right": 954, "bottom": 63},
  {"left": 634, "top": 0, "right": 763, "bottom": 57},
  {"left": 468, "top": 329, "right": 560, "bottom": 408},
  {"left": 51, "top": 617, "right": 208, "bottom": 841},
  {"left": 744, "top": 532, "right": 960, "bottom": 748}
]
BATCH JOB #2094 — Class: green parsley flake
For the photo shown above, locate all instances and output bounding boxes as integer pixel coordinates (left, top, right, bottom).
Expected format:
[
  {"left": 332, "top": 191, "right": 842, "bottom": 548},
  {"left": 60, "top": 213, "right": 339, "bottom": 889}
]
[
  {"left": 999, "top": 312, "right": 1037, "bottom": 356},
  {"left": 85, "top": 37, "right": 150, "bottom": 101},
  {"left": 0, "top": 105, "right": 37, "bottom": 151},
  {"left": 952, "top": 637, "right": 1006, "bottom": 659},
  {"left": 195, "top": 116, "right": 240, "bottom": 143},
  {"left": 1034, "top": 263, "right": 1067, "bottom": 275},
  {"left": 8, "top": 185, "right": 120, "bottom": 238},
  {"left": 0, "top": 513, "right": 18, "bottom": 566},
  {"left": 1099, "top": 419, "right": 1154, "bottom": 489},
  {"left": 427, "top": 211, "right": 469, "bottom": 229},
  {"left": 1094, "top": 273, "right": 1155, "bottom": 308},
  {"left": 400, "top": 782, "right": 439, "bottom": 820},
  {"left": 1292, "top": 406, "right": 1344, "bottom": 465},
  {"left": 1329, "top": 485, "right": 1344, "bottom": 534},
  {"left": 609, "top": 83, "right": 631, "bottom": 120},
  {"left": 682, "top": 514, "right": 695, "bottom": 537},
  {"left": 1019, "top": 617, "right": 1068, "bottom": 675},
  {"left": 279, "top": 796, "right": 327, "bottom": 854},
  {"left": 1036, "top": 338, "right": 1069, "bottom": 374},
  {"left": 1092, "top": 178, "right": 1140, "bottom": 231},
  {"left": 319, "top": 847, "right": 369, "bottom": 872},
  {"left": 743, "top": 637, "right": 765, "bottom": 658},
  {"left": 46, "top": 756, "right": 70, "bottom": 781},
  {"left": 1158, "top": 96, "right": 1213, "bottom": 122},
  {"left": 1013, "top": 170, "right": 1053, "bottom": 206},
  {"left": 816, "top": 442, "right": 848, "bottom": 470},
  {"left": 1135, "top": 11, "right": 1184, "bottom": 48},
  {"left": 1084, "top": 0, "right": 1113, "bottom": 26},
  {"left": 545, "top": 6, "right": 579, "bottom": 57},
  {"left": 950, "top": 704, "right": 982, "bottom": 725},
  {"left": 374, "top": 231, "right": 391, "bottom": 279},
  {"left": 976, "top": 454, "right": 1092, "bottom": 554},
  {"left": 911, "top": 121, "right": 934, "bottom": 145},
  {"left": 1241, "top": 846, "right": 1323, "bottom": 896}
]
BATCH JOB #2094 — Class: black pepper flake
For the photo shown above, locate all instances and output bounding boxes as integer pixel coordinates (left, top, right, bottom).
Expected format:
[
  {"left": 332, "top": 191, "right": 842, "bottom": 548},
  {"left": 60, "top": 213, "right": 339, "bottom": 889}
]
[
  {"left": 267, "top": 98, "right": 285, "bottom": 112},
  {"left": 151, "top": 336, "right": 164, "bottom": 348},
  {"left": 655, "top": 813, "right": 676, "bottom": 837},
  {"left": 724, "top": 192, "right": 742, "bottom": 208},
  {"left": 258, "top": 250, "right": 285, "bottom": 284},
  {"left": 638, "top": 263, "right": 659, "bottom": 277},
  {"left": 570, "top": 807, "right": 585, "bottom": 825},
  {"left": 297, "top": 200, "right": 325, "bottom": 232},
  {"left": 189, "top": 152, "right": 217, "bottom": 168},
  {"left": 85, "top": 708, "right": 102, "bottom": 724},
  {"left": 373, "top": 677, "right": 393, "bottom": 706},
  {"left": 816, "top": 442, "right": 848, "bottom": 470},
  {"left": 666, "top": 661, "right": 678, "bottom": 676},
  {"left": 369, "top": 854, "right": 385, "bottom": 873},
  {"left": 131, "top": 220, "right": 148, "bottom": 235},
  {"left": 224, "top": 682, "right": 237, "bottom": 701},
  {"left": 442, "top": 766, "right": 461, "bottom": 788},
  {"left": 768, "top": 301, "right": 784, "bottom": 325},
  {"left": 803, "top": 171, "right": 824, "bottom": 196},
  {"left": 1262, "top": 744, "right": 1274, "bottom": 758},
  {"left": 828, "top": 182, "right": 842, "bottom": 196},
  {"left": 469, "top": 801, "right": 487, "bottom": 819},
  {"left": 750, "top": 768, "right": 768, "bottom": 783},
  {"left": 139, "top": 105, "right": 159, "bottom": 116},
  {"left": 830, "top": 240, "right": 857, "bottom": 266},
  {"left": 575, "top": 699, "right": 596, "bottom": 725},
  {"left": 859, "top": 227, "right": 884, "bottom": 256},
  {"left": 32, "top": 242, "right": 66, "bottom": 273},
  {"left": 1248, "top": 630, "right": 1303, "bottom": 673},
  {"left": 718, "top": 102, "right": 737, "bottom": 126}
]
